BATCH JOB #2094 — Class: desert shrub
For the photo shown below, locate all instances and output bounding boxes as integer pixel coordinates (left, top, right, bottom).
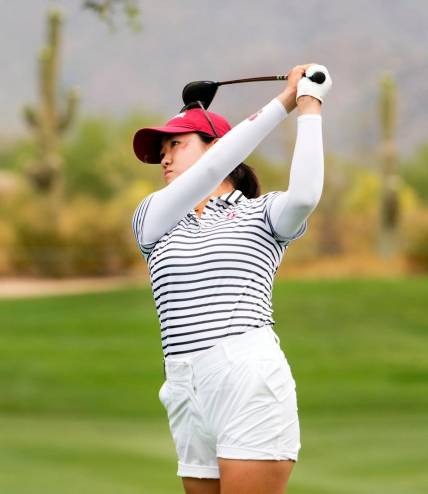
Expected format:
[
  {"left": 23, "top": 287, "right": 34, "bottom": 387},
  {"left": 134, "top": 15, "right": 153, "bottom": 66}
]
[
  {"left": 3, "top": 179, "right": 152, "bottom": 278},
  {"left": 400, "top": 143, "right": 428, "bottom": 205},
  {"left": 400, "top": 208, "right": 428, "bottom": 272}
]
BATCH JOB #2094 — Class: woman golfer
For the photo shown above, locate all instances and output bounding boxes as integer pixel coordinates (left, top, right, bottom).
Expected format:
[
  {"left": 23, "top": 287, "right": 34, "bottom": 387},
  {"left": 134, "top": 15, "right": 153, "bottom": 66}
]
[{"left": 132, "top": 63, "right": 332, "bottom": 494}]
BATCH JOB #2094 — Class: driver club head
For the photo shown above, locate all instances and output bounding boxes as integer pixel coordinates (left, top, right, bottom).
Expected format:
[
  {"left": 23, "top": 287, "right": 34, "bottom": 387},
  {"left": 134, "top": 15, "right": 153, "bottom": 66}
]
[{"left": 181, "top": 80, "right": 219, "bottom": 110}]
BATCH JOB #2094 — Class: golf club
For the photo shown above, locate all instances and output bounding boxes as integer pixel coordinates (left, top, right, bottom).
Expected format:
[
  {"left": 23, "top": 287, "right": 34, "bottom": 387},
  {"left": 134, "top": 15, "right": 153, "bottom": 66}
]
[{"left": 182, "top": 71, "right": 326, "bottom": 109}]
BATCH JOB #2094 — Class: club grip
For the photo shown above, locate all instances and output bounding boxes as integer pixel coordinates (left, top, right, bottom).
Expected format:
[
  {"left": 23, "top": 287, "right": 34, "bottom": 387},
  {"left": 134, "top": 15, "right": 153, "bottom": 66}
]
[{"left": 284, "top": 72, "right": 326, "bottom": 84}]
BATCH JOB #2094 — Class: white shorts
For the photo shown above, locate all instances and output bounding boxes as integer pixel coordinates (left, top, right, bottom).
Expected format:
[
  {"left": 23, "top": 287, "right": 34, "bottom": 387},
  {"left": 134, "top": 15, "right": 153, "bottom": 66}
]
[{"left": 158, "top": 325, "right": 301, "bottom": 479}]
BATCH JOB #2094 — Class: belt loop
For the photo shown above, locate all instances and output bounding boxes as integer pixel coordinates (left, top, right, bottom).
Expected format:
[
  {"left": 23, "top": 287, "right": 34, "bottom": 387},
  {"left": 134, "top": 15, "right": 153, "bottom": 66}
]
[{"left": 268, "top": 326, "right": 281, "bottom": 346}]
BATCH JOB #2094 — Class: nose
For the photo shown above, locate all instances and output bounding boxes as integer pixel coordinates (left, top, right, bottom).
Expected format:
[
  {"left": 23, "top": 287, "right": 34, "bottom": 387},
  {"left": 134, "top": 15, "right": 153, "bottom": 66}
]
[{"left": 161, "top": 153, "right": 172, "bottom": 168}]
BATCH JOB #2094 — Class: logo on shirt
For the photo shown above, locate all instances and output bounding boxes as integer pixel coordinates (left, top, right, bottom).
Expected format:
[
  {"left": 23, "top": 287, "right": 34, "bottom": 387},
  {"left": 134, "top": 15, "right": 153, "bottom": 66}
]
[{"left": 227, "top": 211, "right": 237, "bottom": 219}]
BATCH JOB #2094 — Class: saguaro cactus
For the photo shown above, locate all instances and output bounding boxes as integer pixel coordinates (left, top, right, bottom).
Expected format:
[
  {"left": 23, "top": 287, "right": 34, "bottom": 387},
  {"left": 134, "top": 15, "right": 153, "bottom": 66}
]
[
  {"left": 23, "top": 9, "right": 79, "bottom": 194},
  {"left": 377, "top": 72, "right": 400, "bottom": 258}
]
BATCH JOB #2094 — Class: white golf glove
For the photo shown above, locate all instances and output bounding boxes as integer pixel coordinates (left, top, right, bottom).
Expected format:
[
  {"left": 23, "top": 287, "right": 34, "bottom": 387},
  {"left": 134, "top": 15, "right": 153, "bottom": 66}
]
[{"left": 296, "top": 64, "right": 332, "bottom": 104}]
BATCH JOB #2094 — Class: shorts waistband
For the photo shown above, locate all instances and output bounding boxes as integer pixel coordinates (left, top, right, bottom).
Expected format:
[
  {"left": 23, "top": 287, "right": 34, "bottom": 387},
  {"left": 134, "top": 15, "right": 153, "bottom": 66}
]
[{"left": 163, "top": 325, "right": 282, "bottom": 382}]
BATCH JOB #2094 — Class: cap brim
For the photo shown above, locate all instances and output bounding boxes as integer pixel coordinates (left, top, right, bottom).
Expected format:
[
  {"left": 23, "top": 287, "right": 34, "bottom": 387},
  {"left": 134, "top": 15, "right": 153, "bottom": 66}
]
[{"left": 133, "top": 126, "right": 193, "bottom": 164}]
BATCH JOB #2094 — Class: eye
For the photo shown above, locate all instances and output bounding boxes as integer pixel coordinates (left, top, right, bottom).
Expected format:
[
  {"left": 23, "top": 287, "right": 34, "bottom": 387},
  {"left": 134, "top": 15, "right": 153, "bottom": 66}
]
[{"left": 160, "top": 139, "right": 179, "bottom": 160}]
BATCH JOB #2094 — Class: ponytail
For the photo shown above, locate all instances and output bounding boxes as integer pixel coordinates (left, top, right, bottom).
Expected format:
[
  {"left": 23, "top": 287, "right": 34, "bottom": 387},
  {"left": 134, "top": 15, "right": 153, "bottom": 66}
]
[
  {"left": 226, "top": 162, "right": 261, "bottom": 199},
  {"left": 197, "top": 133, "right": 261, "bottom": 199}
]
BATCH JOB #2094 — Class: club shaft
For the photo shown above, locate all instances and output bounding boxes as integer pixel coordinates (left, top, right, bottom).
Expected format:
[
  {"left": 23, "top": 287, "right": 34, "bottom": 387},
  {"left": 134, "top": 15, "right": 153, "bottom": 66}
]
[{"left": 217, "top": 75, "right": 288, "bottom": 86}]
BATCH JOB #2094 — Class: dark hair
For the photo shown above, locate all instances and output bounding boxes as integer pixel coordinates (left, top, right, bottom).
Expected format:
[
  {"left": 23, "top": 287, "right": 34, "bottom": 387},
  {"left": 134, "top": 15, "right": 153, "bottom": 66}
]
[{"left": 196, "top": 132, "right": 261, "bottom": 199}]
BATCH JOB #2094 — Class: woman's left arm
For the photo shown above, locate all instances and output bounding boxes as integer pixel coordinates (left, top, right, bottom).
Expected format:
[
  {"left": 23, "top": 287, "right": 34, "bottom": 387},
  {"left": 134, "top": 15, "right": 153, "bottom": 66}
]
[{"left": 268, "top": 94, "right": 324, "bottom": 239}]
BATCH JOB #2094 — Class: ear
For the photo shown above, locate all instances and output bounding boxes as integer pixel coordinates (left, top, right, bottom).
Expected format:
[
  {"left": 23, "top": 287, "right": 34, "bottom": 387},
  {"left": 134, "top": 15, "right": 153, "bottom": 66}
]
[{"left": 209, "top": 137, "right": 220, "bottom": 147}]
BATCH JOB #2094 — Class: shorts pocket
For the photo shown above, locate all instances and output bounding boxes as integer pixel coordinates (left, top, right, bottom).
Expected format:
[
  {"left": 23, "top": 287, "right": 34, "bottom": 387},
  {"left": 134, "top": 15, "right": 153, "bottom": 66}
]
[
  {"left": 253, "top": 356, "right": 295, "bottom": 403},
  {"left": 158, "top": 380, "right": 170, "bottom": 408}
]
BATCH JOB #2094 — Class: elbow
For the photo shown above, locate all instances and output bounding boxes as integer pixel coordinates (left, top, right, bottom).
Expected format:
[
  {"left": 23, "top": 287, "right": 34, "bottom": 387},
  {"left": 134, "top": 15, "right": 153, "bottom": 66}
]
[
  {"left": 290, "top": 191, "right": 322, "bottom": 212},
  {"left": 291, "top": 202, "right": 317, "bottom": 219}
]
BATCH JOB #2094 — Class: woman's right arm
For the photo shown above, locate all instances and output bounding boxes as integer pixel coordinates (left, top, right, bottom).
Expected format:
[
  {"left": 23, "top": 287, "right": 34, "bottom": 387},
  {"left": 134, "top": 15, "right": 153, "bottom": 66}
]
[{"left": 133, "top": 97, "right": 289, "bottom": 246}]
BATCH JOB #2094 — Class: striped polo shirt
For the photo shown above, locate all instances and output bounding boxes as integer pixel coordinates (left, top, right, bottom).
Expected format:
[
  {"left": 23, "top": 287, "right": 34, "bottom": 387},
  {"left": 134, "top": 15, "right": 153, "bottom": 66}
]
[{"left": 132, "top": 188, "right": 307, "bottom": 359}]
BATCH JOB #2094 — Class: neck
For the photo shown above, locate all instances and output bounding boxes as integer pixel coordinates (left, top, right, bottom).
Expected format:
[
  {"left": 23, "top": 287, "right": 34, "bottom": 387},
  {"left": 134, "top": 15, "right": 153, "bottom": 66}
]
[{"left": 194, "top": 183, "right": 235, "bottom": 215}]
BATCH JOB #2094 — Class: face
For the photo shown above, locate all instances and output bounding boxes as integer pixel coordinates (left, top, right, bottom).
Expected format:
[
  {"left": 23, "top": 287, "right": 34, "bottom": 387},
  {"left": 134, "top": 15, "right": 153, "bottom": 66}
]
[{"left": 160, "top": 133, "right": 217, "bottom": 183}]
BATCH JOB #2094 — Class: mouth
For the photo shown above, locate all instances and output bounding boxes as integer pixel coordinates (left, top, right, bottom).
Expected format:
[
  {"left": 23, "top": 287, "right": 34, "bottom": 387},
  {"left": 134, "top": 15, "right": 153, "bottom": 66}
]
[{"left": 164, "top": 170, "right": 172, "bottom": 177}]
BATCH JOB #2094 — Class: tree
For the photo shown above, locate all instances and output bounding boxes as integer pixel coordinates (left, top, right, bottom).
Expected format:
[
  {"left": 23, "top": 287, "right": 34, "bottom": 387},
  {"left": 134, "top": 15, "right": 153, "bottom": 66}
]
[{"left": 82, "top": 0, "right": 141, "bottom": 31}]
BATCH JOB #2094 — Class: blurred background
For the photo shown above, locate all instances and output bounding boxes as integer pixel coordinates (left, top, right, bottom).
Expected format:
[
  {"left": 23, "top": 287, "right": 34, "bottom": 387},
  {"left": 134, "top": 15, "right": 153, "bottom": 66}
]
[{"left": 0, "top": 1, "right": 427, "bottom": 493}]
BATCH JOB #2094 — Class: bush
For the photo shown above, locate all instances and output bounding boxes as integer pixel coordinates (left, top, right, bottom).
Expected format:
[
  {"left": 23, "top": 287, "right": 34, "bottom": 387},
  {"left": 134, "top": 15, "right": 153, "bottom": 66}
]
[
  {"left": 401, "top": 209, "right": 428, "bottom": 272},
  {"left": 1, "top": 179, "right": 152, "bottom": 278},
  {"left": 400, "top": 142, "right": 428, "bottom": 205}
]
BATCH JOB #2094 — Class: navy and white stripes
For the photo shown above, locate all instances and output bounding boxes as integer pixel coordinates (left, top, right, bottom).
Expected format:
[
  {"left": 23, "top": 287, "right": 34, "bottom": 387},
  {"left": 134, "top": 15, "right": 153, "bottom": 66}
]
[{"left": 132, "top": 189, "right": 307, "bottom": 359}]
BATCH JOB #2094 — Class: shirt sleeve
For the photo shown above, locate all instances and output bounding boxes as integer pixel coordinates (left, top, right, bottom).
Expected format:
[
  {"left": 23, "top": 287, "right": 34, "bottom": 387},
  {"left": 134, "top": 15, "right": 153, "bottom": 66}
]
[
  {"left": 137, "top": 97, "right": 289, "bottom": 246},
  {"left": 267, "top": 114, "right": 323, "bottom": 241},
  {"left": 131, "top": 192, "right": 157, "bottom": 262},
  {"left": 263, "top": 191, "right": 308, "bottom": 247}
]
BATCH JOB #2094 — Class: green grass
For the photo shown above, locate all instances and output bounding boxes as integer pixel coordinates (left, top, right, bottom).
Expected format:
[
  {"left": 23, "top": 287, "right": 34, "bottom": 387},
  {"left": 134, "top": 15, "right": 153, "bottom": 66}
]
[{"left": 0, "top": 278, "right": 427, "bottom": 493}]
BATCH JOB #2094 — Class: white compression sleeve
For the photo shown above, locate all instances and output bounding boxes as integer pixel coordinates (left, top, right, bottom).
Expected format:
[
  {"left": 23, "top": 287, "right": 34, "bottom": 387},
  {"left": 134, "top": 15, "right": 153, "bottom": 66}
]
[
  {"left": 140, "top": 97, "right": 289, "bottom": 245},
  {"left": 268, "top": 114, "right": 323, "bottom": 238}
]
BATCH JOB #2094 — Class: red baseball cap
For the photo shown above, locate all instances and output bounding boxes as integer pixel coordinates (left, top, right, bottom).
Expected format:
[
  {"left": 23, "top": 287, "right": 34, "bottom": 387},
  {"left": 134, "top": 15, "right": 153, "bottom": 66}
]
[{"left": 133, "top": 108, "right": 232, "bottom": 164}]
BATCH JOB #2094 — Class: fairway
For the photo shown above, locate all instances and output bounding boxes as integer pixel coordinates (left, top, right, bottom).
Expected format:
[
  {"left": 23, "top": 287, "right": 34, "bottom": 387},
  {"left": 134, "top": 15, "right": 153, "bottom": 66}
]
[{"left": 0, "top": 278, "right": 427, "bottom": 493}]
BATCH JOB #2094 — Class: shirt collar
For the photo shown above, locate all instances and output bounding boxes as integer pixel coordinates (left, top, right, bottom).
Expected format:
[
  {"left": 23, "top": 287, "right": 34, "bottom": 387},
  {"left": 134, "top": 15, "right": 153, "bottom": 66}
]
[
  {"left": 214, "top": 188, "right": 246, "bottom": 205},
  {"left": 188, "top": 188, "right": 246, "bottom": 218}
]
